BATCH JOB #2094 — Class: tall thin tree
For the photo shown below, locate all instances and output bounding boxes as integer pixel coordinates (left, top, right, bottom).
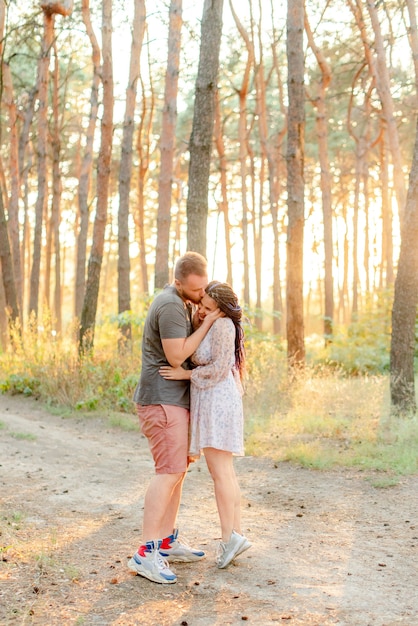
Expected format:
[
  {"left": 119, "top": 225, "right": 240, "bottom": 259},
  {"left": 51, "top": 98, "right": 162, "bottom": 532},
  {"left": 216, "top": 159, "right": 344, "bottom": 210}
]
[
  {"left": 155, "top": 0, "right": 182, "bottom": 289},
  {"left": 117, "top": 0, "right": 146, "bottom": 345},
  {"left": 390, "top": 117, "right": 418, "bottom": 413},
  {"left": 2, "top": 62, "right": 22, "bottom": 319},
  {"left": 29, "top": 6, "right": 54, "bottom": 318},
  {"left": 390, "top": 0, "right": 418, "bottom": 413},
  {"left": 213, "top": 88, "right": 233, "bottom": 286},
  {"left": 286, "top": 0, "right": 305, "bottom": 365},
  {"left": 305, "top": 9, "right": 333, "bottom": 342},
  {"left": 79, "top": 0, "right": 113, "bottom": 353},
  {"left": 186, "top": 0, "right": 224, "bottom": 255},
  {"left": 75, "top": 0, "right": 101, "bottom": 319},
  {"left": 229, "top": 0, "right": 254, "bottom": 306}
]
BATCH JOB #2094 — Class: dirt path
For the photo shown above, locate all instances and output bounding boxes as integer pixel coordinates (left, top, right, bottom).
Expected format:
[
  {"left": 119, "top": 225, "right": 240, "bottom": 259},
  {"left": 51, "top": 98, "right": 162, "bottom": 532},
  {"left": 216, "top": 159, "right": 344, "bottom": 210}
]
[{"left": 1, "top": 395, "right": 417, "bottom": 626}]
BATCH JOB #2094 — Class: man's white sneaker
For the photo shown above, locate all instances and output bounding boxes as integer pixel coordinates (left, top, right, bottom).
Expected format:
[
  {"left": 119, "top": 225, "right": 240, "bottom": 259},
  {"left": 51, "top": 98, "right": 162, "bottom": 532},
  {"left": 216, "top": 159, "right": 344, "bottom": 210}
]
[
  {"left": 128, "top": 540, "right": 177, "bottom": 584},
  {"left": 159, "top": 528, "right": 205, "bottom": 562},
  {"left": 216, "top": 530, "right": 252, "bottom": 569}
]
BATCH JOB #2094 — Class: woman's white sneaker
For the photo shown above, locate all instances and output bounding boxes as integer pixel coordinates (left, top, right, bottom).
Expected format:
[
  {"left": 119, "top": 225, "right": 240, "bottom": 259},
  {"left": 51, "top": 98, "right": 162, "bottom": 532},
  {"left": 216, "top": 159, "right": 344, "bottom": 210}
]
[{"left": 216, "top": 531, "right": 251, "bottom": 569}]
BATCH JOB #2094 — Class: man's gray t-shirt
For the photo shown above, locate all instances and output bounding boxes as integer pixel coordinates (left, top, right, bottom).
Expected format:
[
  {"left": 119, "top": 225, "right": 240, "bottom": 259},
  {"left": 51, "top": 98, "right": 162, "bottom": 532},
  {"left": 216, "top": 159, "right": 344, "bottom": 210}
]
[{"left": 133, "top": 285, "right": 192, "bottom": 408}]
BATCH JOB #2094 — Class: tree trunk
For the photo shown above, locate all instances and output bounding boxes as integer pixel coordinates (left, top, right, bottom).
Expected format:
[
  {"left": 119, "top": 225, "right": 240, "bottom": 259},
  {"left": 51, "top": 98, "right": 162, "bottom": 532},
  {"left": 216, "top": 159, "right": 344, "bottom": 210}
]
[
  {"left": 390, "top": 117, "right": 418, "bottom": 413},
  {"left": 134, "top": 43, "right": 155, "bottom": 295},
  {"left": 406, "top": 0, "right": 418, "bottom": 95},
  {"left": 0, "top": 269, "right": 7, "bottom": 350},
  {"left": 366, "top": 0, "right": 406, "bottom": 222},
  {"left": 305, "top": 11, "right": 333, "bottom": 342},
  {"left": 79, "top": 0, "right": 113, "bottom": 353},
  {"left": 362, "top": 156, "right": 370, "bottom": 295},
  {"left": 117, "top": 0, "right": 146, "bottom": 345},
  {"left": 186, "top": 0, "right": 224, "bottom": 254},
  {"left": 351, "top": 139, "right": 361, "bottom": 316},
  {"left": 2, "top": 62, "right": 22, "bottom": 318},
  {"left": 155, "top": 0, "right": 182, "bottom": 289},
  {"left": 75, "top": 0, "right": 101, "bottom": 319},
  {"left": 29, "top": 9, "right": 54, "bottom": 318},
  {"left": 0, "top": 188, "right": 19, "bottom": 330},
  {"left": 229, "top": 0, "right": 254, "bottom": 306},
  {"left": 214, "top": 88, "right": 232, "bottom": 286},
  {"left": 51, "top": 41, "right": 62, "bottom": 333},
  {"left": 380, "top": 133, "right": 394, "bottom": 287},
  {"left": 18, "top": 91, "right": 36, "bottom": 315},
  {"left": 349, "top": 0, "right": 407, "bottom": 224},
  {"left": 21, "top": 148, "right": 33, "bottom": 316},
  {"left": 270, "top": 5, "right": 286, "bottom": 335},
  {"left": 286, "top": 0, "right": 305, "bottom": 366},
  {"left": 253, "top": 15, "right": 268, "bottom": 331}
]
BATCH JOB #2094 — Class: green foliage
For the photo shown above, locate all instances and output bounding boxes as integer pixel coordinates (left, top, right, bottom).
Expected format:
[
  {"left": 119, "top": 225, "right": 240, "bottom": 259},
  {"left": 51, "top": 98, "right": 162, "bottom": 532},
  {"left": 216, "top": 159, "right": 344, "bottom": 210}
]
[
  {"left": 311, "top": 291, "right": 394, "bottom": 374},
  {"left": 0, "top": 373, "right": 40, "bottom": 397}
]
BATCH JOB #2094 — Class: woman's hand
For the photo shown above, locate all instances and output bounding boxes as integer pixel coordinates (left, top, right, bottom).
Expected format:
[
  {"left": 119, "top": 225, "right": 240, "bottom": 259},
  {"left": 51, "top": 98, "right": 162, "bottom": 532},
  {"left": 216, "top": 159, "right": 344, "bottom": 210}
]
[
  {"left": 201, "top": 307, "right": 224, "bottom": 326},
  {"left": 159, "top": 365, "right": 192, "bottom": 380}
]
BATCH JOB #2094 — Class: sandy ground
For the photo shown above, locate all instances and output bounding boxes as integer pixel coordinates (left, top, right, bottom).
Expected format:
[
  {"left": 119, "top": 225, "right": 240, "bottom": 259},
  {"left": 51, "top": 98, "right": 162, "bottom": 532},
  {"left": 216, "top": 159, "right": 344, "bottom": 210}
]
[{"left": 1, "top": 394, "right": 418, "bottom": 626}]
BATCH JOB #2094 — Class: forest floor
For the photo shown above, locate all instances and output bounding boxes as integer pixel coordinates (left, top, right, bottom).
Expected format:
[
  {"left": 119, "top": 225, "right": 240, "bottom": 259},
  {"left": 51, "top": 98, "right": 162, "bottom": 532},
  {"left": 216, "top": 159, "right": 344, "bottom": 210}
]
[{"left": 1, "top": 394, "right": 418, "bottom": 626}]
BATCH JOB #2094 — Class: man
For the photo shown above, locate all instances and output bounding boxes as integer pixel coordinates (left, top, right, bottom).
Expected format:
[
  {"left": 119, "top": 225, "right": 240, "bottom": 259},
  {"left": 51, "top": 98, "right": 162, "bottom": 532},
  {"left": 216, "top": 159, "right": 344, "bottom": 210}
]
[{"left": 128, "top": 251, "right": 221, "bottom": 584}]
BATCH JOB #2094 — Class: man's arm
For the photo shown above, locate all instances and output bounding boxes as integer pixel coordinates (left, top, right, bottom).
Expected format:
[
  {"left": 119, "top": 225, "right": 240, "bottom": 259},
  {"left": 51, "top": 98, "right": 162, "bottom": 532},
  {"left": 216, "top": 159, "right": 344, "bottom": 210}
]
[{"left": 162, "top": 308, "right": 221, "bottom": 367}]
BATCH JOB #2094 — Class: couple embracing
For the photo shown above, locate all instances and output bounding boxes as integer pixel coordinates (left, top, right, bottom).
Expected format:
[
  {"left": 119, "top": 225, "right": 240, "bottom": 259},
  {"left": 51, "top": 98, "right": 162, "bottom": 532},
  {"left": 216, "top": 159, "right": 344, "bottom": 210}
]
[{"left": 128, "top": 251, "right": 251, "bottom": 584}]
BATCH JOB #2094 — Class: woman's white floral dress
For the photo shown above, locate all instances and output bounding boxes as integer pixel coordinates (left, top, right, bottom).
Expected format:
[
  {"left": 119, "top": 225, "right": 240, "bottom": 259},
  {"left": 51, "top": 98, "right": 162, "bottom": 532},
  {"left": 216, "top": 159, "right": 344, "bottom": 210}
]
[{"left": 189, "top": 317, "right": 244, "bottom": 456}]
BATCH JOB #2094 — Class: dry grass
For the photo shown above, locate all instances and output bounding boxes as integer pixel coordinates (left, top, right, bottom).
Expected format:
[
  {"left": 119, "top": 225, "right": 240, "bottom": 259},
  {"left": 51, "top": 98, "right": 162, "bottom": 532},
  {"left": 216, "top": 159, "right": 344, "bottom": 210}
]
[
  {"left": 1, "top": 315, "right": 417, "bottom": 480},
  {"left": 245, "top": 368, "right": 418, "bottom": 478}
]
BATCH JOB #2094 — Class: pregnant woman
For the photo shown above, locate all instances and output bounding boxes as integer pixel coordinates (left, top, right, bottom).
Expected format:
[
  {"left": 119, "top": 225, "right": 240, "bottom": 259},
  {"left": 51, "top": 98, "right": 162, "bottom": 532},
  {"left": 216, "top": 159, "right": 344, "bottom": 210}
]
[{"left": 160, "top": 281, "right": 251, "bottom": 569}]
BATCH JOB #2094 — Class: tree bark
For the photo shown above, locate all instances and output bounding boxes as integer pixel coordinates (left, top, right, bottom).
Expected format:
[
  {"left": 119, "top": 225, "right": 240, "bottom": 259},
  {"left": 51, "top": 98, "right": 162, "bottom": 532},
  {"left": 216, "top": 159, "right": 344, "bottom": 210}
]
[
  {"left": 2, "top": 62, "right": 22, "bottom": 318},
  {"left": 214, "top": 88, "right": 233, "bottom": 286},
  {"left": 75, "top": 0, "right": 101, "bottom": 319},
  {"left": 0, "top": 188, "right": 19, "bottom": 330},
  {"left": 79, "top": 0, "right": 113, "bottom": 353},
  {"left": 29, "top": 9, "right": 54, "bottom": 318},
  {"left": 50, "top": 41, "right": 62, "bottom": 333},
  {"left": 17, "top": 90, "right": 36, "bottom": 313},
  {"left": 270, "top": 0, "right": 286, "bottom": 335},
  {"left": 366, "top": 0, "right": 406, "bottom": 222},
  {"left": 379, "top": 133, "right": 394, "bottom": 287},
  {"left": 134, "top": 46, "right": 155, "bottom": 295},
  {"left": 286, "top": 0, "right": 305, "bottom": 366},
  {"left": 252, "top": 4, "right": 268, "bottom": 331},
  {"left": 390, "top": 117, "right": 418, "bottom": 413},
  {"left": 155, "top": 0, "right": 182, "bottom": 289},
  {"left": 117, "top": 0, "right": 146, "bottom": 345},
  {"left": 406, "top": 0, "right": 418, "bottom": 94},
  {"left": 229, "top": 0, "right": 254, "bottom": 307},
  {"left": 305, "top": 10, "right": 333, "bottom": 342},
  {"left": 186, "top": 0, "right": 224, "bottom": 255},
  {"left": 349, "top": 0, "right": 407, "bottom": 224}
]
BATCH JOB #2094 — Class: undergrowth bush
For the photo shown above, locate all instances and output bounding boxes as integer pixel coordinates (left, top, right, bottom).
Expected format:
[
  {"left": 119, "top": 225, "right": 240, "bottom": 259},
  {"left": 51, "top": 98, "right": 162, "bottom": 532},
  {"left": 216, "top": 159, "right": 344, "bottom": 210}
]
[
  {"left": 0, "top": 313, "right": 143, "bottom": 413},
  {"left": 1, "top": 300, "right": 417, "bottom": 478},
  {"left": 311, "top": 291, "right": 393, "bottom": 374}
]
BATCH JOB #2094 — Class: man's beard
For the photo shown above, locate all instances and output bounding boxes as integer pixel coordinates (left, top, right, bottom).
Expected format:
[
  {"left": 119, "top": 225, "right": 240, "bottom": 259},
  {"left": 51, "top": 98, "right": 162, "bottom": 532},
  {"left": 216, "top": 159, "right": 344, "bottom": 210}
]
[{"left": 176, "top": 285, "right": 201, "bottom": 305}]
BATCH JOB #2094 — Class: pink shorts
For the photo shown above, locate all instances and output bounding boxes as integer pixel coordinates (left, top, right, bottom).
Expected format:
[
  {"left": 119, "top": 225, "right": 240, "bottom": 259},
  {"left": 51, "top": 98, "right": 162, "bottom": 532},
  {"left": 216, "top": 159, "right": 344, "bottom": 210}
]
[{"left": 136, "top": 404, "right": 190, "bottom": 474}]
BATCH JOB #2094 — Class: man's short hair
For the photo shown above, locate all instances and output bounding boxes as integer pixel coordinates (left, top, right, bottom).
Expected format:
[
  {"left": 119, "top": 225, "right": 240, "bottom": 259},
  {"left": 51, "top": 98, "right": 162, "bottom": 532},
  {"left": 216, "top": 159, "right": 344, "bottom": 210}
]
[{"left": 174, "top": 251, "right": 207, "bottom": 281}]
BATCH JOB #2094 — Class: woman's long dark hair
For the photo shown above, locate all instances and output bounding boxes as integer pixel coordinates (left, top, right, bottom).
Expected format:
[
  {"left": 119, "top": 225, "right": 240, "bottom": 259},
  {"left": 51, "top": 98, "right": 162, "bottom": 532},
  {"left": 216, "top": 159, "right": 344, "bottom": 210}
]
[{"left": 205, "top": 281, "right": 245, "bottom": 379}]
